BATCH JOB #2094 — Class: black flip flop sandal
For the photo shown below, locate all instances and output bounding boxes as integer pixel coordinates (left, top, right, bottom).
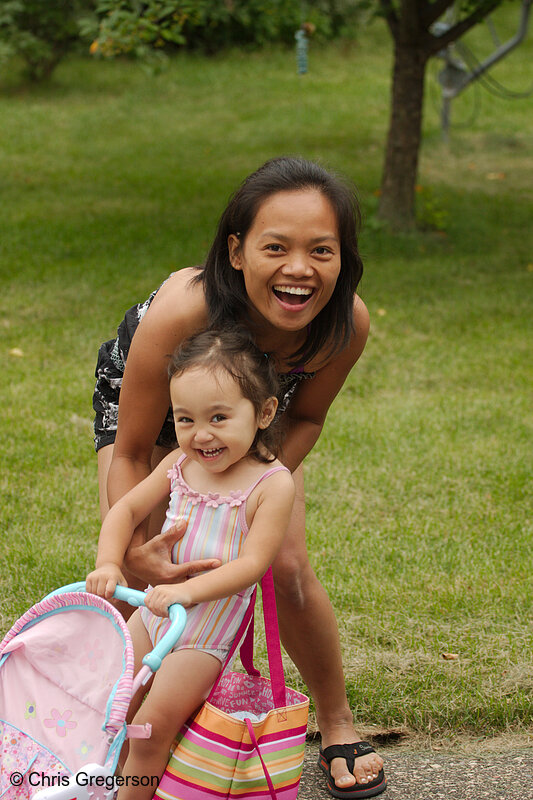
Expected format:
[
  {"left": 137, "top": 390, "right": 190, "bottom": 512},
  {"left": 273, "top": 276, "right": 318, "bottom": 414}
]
[{"left": 318, "top": 741, "right": 387, "bottom": 798}]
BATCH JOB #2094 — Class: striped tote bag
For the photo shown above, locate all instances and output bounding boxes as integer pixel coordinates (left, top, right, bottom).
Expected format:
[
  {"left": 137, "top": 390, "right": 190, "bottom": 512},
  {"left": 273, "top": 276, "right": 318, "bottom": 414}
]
[{"left": 154, "top": 568, "right": 309, "bottom": 800}]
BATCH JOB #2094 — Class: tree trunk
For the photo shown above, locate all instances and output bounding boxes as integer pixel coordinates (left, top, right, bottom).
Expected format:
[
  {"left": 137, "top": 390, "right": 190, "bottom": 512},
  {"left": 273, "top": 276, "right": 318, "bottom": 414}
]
[{"left": 378, "top": 41, "right": 428, "bottom": 229}]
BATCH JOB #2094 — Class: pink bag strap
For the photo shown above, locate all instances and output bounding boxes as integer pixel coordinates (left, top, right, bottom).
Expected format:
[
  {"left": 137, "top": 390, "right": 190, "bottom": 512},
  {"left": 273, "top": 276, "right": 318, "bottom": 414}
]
[
  {"left": 238, "top": 611, "right": 257, "bottom": 676},
  {"left": 207, "top": 568, "right": 287, "bottom": 707},
  {"left": 242, "top": 567, "right": 286, "bottom": 707},
  {"left": 246, "top": 719, "right": 278, "bottom": 800}
]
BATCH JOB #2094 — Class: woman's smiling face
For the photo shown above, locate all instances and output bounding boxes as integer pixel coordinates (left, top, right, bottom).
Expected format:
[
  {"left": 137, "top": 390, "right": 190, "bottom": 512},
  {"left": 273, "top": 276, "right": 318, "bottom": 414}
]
[{"left": 228, "top": 189, "right": 341, "bottom": 335}]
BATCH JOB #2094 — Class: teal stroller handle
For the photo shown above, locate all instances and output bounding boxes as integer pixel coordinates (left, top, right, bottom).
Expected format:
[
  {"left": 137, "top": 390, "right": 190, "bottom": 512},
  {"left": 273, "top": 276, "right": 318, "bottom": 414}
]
[{"left": 44, "top": 582, "right": 187, "bottom": 674}]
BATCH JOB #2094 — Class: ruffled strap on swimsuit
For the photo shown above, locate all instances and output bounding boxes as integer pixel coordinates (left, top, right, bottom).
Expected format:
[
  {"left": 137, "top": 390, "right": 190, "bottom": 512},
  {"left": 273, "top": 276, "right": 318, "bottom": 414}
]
[{"left": 167, "top": 455, "right": 289, "bottom": 509}]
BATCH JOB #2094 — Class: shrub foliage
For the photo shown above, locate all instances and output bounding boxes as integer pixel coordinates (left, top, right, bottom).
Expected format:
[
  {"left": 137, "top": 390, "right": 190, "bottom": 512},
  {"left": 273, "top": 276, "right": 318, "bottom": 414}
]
[
  {"left": 85, "top": 0, "right": 363, "bottom": 60},
  {"left": 0, "top": 0, "right": 94, "bottom": 81}
]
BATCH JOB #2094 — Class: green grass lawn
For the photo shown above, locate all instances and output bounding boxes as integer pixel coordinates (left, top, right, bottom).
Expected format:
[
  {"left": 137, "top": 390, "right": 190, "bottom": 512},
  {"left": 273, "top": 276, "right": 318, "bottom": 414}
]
[{"left": 1, "top": 12, "right": 532, "bottom": 740}]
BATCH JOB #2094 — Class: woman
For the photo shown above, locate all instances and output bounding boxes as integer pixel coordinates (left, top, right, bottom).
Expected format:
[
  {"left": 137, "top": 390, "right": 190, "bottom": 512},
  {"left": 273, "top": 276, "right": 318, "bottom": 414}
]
[{"left": 93, "top": 156, "right": 386, "bottom": 798}]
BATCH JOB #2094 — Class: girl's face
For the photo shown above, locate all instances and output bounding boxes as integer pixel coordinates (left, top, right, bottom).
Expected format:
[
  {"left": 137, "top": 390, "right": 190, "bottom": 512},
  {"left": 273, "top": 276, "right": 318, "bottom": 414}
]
[
  {"left": 228, "top": 189, "right": 341, "bottom": 337},
  {"left": 170, "top": 366, "right": 277, "bottom": 473}
]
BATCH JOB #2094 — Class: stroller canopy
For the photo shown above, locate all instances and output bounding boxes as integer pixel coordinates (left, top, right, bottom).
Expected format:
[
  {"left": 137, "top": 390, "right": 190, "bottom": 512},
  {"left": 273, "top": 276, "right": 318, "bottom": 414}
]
[{"left": 0, "top": 591, "right": 134, "bottom": 788}]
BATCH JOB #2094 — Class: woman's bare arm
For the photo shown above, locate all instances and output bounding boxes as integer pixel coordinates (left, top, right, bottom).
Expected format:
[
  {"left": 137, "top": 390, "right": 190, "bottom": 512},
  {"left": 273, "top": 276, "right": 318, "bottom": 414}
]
[
  {"left": 280, "top": 297, "right": 369, "bottom": 473},
  {"left": 107, "top": 270, "right": 208, "bottom": 508},
  {"left": 102, "top": 270, "right": 216, "bottom": 584}
]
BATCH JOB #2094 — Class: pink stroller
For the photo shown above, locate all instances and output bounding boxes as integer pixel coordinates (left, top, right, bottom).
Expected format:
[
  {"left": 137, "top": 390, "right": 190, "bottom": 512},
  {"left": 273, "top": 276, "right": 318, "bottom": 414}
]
[{"left": 0, "top": 583, "right": 186, "bottom": 800}]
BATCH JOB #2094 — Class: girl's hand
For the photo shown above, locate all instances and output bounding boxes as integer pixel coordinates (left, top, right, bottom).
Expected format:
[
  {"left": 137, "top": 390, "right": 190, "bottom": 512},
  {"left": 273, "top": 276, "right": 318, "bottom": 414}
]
[
  {"left": 144, "top": 583, "right": 193, "bottom": 617},
  {"left": 86, "top": 564, "right": 127, "bottom": 600}
]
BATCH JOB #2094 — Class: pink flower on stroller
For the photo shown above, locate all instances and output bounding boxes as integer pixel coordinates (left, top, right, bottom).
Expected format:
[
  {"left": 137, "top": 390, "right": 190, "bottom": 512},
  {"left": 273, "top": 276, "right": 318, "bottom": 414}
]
[{"left": 0, "top": 584, "right": 185, "bottom": 800}]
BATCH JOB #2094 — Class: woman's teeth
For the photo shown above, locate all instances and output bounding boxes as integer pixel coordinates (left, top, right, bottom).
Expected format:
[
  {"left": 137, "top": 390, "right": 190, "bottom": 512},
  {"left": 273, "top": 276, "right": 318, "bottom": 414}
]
[
  {"left": 274, "top": 285, "right": 312, "bottom": 296},
  {"left": 273, "top": 286, "right": 313, "bottom": 305}
]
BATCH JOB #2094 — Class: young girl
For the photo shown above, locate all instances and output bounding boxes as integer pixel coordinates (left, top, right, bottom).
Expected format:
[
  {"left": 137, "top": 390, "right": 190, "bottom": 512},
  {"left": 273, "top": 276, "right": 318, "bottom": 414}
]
[{"left": 86, "top": 328, "right": 295, "bottom": 800}]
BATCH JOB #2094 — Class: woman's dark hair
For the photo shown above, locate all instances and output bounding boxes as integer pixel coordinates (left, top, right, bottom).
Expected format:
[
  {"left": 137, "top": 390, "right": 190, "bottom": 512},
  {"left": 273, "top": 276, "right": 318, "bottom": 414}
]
[
  {"left": 194, "top": 156, "right": 363, "bottom": 367},
  {"left": 168, "top": 327, "right": 283, "bottom": 463}
]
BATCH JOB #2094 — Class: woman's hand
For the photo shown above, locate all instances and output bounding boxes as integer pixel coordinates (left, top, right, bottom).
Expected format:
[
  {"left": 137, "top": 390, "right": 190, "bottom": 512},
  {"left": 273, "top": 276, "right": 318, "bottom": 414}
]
[
  {"left": 86, "top": 563, "right": 127, "bottom": 599},
  {"left": 124, "top": 519, "right": 222, "bottom": 585},
  {"left": 144, "top": 583, "right": 193, "bottom": 617}
]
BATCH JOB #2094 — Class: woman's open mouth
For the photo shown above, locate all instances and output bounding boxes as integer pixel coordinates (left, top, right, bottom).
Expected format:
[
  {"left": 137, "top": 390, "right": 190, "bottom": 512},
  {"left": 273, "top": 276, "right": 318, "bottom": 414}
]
[{"left": 272, "top": 285, "right": 314, "bottom": 307}]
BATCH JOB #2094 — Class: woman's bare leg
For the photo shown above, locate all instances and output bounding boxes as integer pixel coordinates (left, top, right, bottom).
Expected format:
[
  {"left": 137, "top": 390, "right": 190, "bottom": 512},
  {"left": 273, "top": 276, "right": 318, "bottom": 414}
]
[{"left": 272, "top": 465, "right": 383, "bottom": 791}]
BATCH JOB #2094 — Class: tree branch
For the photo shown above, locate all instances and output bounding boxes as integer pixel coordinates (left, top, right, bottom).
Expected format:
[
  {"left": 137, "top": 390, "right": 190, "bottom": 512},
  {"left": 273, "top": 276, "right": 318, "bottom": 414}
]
[
  {"left": 422, "top": 0, "right": 457, "bottom": 28},
  {"left": 426, "top": 0, "right": 503, "bottom": 56}
]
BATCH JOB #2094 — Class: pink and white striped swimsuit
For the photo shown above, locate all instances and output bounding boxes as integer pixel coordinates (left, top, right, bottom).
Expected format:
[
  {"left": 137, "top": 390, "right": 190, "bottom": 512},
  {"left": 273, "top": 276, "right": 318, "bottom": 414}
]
[{"left": 139, "top": 453, "right": 289, "bottom": 662}]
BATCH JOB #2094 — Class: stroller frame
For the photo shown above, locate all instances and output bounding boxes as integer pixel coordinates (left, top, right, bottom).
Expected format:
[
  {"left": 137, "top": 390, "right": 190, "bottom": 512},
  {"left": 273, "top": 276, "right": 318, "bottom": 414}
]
[{"left": 0, "top": 583, "right": 186, "bottom": 800}]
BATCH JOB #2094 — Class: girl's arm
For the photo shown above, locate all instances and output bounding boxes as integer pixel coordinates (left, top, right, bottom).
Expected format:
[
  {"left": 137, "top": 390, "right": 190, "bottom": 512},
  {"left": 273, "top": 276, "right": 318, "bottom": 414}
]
[
  {"left": 144, "top": 469, "right": 295, "bottom": 616},
  {"left": 280, "top": 296, "right": 369, "bottom": 473},
  {"left": 87, "top": 450, "right": 180, "bottom": 598}
]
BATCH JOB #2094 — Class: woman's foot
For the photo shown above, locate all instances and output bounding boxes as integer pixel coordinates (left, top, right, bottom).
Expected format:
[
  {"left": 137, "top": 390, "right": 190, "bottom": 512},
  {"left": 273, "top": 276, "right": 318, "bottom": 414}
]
[{"left": 319, "top": 724, "right": 385, "bottom": 794}]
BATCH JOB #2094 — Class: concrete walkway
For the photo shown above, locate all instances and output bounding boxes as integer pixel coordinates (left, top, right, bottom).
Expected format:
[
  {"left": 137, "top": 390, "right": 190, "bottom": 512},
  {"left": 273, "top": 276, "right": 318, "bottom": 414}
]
[{"left": 299, "top": 739, "right": 533, "bottom": 800}]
